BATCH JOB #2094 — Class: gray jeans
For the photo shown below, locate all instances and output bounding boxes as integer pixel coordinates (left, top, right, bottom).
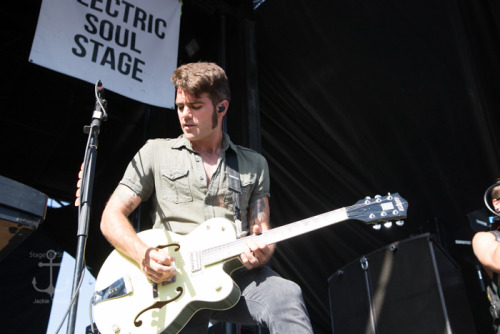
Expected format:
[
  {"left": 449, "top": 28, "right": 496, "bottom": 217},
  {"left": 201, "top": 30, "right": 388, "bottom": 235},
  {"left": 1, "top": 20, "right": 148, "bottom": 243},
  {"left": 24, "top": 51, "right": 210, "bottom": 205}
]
[{"left": 178, "top": 265, "right": 313, "bottom": 334}]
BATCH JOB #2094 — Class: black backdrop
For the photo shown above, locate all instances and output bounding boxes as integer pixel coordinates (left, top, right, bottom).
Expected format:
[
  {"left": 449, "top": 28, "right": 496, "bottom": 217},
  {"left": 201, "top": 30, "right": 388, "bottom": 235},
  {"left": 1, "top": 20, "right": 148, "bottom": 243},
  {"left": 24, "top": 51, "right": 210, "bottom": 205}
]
[{"left": 1, "top": 0, "right": 500, "bottom": 333}]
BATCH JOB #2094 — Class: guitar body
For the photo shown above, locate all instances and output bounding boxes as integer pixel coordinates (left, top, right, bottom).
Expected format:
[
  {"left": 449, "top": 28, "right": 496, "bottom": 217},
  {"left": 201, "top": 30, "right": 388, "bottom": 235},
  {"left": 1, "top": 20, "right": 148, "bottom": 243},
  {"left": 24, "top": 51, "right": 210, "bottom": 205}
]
[{"left": 93, "top": 218, "right": 243, "bottom": 334}]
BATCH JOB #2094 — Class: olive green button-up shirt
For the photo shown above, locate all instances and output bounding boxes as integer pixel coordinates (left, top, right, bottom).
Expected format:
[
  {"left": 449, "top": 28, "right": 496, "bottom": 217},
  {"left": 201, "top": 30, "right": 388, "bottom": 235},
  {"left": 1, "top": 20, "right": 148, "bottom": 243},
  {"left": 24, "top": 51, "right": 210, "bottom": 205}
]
[{"left": 119, "top": 134, "right": 270, "bottom": 235}]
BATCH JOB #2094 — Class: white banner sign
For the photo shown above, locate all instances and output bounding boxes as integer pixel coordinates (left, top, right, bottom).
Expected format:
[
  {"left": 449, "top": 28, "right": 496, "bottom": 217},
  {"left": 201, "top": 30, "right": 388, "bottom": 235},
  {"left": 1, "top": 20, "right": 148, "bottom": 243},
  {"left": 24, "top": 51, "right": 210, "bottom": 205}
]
[{"left": 29, "top": 0, "right": 181, "bottom": 108}]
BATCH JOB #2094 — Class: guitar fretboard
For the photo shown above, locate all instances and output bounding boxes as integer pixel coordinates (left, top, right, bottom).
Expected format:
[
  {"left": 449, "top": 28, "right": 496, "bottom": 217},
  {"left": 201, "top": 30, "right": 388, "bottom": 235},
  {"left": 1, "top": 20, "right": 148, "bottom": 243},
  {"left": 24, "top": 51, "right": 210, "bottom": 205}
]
[{"left": 200, "top": 208, "right": 348, "bottom": 266}]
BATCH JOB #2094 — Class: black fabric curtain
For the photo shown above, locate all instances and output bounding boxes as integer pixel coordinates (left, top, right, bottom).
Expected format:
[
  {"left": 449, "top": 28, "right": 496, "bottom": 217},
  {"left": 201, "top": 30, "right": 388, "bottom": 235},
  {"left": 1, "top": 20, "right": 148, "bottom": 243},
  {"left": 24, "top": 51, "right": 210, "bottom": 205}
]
[{"left": 253, "top": 0, "right": 500, "bottom": 332}]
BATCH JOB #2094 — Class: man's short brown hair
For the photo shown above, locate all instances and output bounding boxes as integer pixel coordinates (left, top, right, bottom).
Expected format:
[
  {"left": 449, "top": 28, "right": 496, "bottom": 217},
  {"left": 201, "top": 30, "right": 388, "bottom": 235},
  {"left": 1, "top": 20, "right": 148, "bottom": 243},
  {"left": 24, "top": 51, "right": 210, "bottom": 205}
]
[{"left": 171, "top": 62, "right": 231, "bottom": 105}]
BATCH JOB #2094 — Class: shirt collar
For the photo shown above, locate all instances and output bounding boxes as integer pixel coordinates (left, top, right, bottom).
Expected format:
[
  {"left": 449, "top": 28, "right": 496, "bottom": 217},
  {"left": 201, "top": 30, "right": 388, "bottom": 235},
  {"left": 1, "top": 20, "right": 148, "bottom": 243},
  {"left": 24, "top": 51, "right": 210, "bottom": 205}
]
[{"left": 172, "top": 133, "right": 235, "bottom": 153}]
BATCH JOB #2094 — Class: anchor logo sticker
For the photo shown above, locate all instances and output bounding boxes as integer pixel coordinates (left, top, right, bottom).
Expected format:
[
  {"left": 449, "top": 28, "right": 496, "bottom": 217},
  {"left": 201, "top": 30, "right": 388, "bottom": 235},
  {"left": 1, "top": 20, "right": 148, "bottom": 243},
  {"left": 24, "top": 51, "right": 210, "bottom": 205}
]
[{"left": 32, "top": 249, "right": 62, "bottom": 298}]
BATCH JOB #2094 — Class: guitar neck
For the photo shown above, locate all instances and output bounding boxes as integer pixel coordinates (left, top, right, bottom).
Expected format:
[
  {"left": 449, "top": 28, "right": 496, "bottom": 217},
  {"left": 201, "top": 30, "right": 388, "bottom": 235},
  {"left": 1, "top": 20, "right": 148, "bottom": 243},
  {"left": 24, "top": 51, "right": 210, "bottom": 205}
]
[{"left": 201, "top": 208, "right": 348, "bottom": 266}]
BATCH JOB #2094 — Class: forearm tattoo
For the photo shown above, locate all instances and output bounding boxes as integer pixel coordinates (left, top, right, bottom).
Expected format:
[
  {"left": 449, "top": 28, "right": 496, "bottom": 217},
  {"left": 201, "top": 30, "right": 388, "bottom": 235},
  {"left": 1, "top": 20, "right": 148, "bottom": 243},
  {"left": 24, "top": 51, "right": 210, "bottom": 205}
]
[{"left": 250, "top": 198, "right": 269, "bottom": 227}]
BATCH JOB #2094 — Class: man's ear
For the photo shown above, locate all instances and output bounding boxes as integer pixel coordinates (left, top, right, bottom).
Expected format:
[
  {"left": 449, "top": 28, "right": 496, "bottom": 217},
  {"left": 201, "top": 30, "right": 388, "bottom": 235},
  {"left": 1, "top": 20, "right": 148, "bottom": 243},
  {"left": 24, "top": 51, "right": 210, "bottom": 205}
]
[{"left": 217, "top": 100, "right": 229, "bottom": 113}]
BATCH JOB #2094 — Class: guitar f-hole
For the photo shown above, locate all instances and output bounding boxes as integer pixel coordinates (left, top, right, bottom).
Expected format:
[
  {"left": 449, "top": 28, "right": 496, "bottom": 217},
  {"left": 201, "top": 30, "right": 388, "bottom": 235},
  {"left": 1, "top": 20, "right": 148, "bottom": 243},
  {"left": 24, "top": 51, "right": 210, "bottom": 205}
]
[
  {"left": 157, "top": 243, "right": 180, "bottom": 252},
  {"left": 134, "top": 286, "right": 184, "bottom": 327}
]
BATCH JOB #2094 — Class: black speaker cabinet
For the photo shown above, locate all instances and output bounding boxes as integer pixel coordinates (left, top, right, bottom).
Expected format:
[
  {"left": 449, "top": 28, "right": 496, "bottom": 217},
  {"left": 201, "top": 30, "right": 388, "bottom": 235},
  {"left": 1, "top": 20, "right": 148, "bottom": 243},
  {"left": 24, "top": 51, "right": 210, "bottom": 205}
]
[
  {"left": 328, "top": 233, "right": 476, "bottom": 334},
  {"left": 0, "top": 175, "right": 47, "bottom": 261}
]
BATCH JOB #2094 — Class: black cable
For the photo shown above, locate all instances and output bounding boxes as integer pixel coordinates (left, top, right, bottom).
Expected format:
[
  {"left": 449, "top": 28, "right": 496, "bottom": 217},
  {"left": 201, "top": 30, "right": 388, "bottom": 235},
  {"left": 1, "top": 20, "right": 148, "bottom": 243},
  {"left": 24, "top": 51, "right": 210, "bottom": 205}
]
[{"left": 54, "top": 261, "right": 87, "bottom": 334}]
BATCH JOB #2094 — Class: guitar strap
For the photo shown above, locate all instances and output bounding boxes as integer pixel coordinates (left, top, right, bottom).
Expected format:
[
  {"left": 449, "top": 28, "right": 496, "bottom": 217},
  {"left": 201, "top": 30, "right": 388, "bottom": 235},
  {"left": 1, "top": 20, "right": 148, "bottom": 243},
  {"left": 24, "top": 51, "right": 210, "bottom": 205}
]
[{"left": 225, "top": 147, "right": 244, "bottom": 238}]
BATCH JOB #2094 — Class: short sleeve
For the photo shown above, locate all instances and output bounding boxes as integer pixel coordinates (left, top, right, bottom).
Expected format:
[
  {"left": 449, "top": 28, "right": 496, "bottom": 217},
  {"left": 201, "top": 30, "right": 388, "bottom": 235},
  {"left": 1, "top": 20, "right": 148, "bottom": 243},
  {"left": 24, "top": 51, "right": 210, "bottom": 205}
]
[{"left": 119, "top": 141, "right": 156, "bottom": 201}]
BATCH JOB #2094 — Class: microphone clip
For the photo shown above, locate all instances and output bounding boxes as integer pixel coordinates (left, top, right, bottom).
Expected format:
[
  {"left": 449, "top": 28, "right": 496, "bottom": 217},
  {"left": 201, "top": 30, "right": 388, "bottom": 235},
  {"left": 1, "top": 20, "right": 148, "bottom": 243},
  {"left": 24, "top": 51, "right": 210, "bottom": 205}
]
[
  {"left": 93, "top": 80, "right": 108, "bottom": 121},
  {"left": 84, "top": 80, "right": 108, "bottom": 134}
]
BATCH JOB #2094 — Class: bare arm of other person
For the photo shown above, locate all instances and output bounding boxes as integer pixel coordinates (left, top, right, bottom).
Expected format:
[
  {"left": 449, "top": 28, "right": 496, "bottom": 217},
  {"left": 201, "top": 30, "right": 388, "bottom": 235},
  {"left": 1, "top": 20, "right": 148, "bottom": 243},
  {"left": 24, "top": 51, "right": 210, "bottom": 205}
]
[
  {"left": 240, "top": 196, "right": 276, "bottom": 269},
  {"left": 473, "top": 231, "right": 500, "bottom": 274},
  {"left": 100, "top": 184, "right": 176, "bottom": 283}
]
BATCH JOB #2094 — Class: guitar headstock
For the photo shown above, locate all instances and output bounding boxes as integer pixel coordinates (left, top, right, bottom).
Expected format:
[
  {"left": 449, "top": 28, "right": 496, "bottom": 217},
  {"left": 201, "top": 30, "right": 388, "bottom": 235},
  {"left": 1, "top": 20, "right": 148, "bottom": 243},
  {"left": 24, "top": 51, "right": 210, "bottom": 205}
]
[{"left": 348, "top": 193, "right": 408, "bottom": 229}]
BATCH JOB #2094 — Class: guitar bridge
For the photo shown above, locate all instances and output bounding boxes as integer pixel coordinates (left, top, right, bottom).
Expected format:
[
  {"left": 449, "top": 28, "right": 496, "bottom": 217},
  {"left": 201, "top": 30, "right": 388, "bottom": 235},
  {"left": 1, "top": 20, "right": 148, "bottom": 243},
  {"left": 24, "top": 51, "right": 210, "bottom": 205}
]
[{"left": 190, "top": 251, "right": 202, "bottom": 272}]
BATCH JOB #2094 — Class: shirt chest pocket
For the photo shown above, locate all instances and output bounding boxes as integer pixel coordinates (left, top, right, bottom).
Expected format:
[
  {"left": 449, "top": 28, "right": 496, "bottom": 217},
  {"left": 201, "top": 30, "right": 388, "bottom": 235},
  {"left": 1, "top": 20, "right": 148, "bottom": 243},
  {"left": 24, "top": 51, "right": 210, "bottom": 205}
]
[
  {"left": 225, "top": 173, "right": 255, "bottom": 213},
  {"left": 161, "top": 168, "right": 193, "bottom": 203},
  {"left": 240, "top": 173, "right": 256, "bottom": 195}
]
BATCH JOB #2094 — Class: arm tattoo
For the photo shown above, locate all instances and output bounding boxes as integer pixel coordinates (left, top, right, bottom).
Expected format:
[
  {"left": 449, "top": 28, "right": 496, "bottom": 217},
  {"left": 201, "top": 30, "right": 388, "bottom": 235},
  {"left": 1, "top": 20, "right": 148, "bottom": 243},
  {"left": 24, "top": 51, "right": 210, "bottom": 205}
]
[
  {"left": 250, "top": 198, "right": 268, "bottom": 226},
  {"left": 114, "top": 186, "right": 139, "bottom": 213}
]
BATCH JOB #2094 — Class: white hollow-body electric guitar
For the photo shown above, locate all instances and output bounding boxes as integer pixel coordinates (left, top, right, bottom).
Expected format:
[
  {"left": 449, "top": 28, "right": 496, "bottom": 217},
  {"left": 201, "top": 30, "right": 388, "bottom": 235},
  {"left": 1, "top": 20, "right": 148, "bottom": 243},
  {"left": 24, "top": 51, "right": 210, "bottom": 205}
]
[{"left": 92, "top": 193, "right": 408, "bottom": 334}]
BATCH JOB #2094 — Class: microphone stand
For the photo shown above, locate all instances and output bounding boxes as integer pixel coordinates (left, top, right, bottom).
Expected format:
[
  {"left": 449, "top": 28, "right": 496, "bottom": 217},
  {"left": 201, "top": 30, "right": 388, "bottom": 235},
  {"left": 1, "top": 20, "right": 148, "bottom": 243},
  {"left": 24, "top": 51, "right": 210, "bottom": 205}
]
[{"left": 67, "top": 82, "right": 107, "bottom": 334}]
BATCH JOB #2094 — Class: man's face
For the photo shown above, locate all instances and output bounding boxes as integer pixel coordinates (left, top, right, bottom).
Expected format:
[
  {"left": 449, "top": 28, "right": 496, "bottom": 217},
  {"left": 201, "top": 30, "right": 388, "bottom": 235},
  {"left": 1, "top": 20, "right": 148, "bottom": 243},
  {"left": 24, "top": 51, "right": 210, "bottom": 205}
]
[
  {"left": 175, "top": 88, "right": 219, "bottom": 143},
  {"left": 493, "top": 198, "right": 500, "bottom": 213}
]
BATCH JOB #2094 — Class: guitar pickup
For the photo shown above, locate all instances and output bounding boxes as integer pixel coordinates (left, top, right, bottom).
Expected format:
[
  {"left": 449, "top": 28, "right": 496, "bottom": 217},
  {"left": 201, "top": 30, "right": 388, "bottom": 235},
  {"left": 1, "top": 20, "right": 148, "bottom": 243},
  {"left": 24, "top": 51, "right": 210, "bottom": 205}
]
[{"left": 93, "top": 276, "right": 133, "bottom": 305}]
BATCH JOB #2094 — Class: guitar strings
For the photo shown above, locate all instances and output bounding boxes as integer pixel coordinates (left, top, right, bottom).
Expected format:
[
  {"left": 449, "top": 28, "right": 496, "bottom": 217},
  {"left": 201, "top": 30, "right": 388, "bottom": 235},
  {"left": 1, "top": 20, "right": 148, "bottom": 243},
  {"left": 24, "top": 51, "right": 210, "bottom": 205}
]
[{"left": 197, "top": 195, "right": 403, "bottom": 267}]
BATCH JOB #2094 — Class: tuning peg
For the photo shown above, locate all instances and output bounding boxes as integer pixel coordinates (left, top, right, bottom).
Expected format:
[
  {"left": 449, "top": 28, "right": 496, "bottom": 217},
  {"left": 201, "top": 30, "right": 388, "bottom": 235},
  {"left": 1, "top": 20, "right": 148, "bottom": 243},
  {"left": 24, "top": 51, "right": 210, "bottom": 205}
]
[
  {"left": 384, "top": 221, "right": 393, "bottom": 228},
  {"left": 365, "top": 196, "right": 372, "bottom": 199},
  {"left": 386, "top": 193, "right": 393, "bottom": 200},
  {"left": 372, "top": 224, "right": 381, "bottom": 230},
  {"left": 375, "top": 194, "right": 381, "bottom": 198},
  {"left": 395, "top": 220, "right": 405, "bottom": 227}
]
